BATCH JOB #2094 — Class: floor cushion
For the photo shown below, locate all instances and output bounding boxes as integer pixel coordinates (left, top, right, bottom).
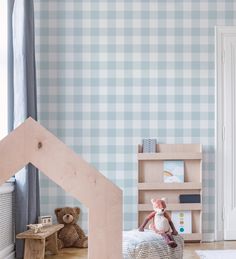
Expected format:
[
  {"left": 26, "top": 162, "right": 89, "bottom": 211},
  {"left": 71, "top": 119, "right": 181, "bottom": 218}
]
[{"left": 123, "top": 230, "right": 184, "bottom": 259}]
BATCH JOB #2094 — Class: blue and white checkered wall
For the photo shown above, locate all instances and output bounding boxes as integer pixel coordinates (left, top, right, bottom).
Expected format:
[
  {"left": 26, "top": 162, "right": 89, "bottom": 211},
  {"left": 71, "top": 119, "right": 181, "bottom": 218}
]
[{"left": 34, "top": 0, "right": 236, "bottom": 234}]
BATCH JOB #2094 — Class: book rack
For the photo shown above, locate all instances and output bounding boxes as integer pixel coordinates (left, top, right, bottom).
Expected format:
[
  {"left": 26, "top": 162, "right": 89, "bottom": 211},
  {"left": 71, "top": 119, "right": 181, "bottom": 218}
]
[{"left": 137, "top": 144, "right": 202, "bottom": 242}]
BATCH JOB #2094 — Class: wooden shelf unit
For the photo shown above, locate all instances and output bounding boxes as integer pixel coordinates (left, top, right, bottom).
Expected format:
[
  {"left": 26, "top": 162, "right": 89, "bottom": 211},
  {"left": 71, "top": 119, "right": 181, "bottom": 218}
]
[
  {"left": 137, "top": 152, "right": 202, "bottom": 160},
  {"left": 138, "top": 182, "right": 202, "bottom": 190},
  {"left": 137, "top": 143, "right": 202, "bottom": 242},
  {"left": 138, "top": 203, "right": 202, "bottom": 211}
]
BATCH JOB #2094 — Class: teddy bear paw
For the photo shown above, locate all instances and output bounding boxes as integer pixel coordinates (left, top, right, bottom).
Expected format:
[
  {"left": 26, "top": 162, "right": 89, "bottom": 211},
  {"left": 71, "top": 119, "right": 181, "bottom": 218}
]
[{"left": 83, "top": 239, "right": 88, "bottom": 248}]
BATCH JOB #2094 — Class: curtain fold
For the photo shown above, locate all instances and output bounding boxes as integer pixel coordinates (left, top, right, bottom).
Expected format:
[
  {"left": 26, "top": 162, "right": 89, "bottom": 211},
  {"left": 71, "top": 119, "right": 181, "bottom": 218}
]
[{"left": 8, "top": 0, "right": 40, "bottom": 258}]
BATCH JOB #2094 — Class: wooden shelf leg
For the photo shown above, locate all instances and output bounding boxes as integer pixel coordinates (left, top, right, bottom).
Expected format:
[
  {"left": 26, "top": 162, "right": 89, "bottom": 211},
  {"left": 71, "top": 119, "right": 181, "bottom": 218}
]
[
  {"left": 46, "top": 232, "right": 59, "bottom": 255},
  {"left": 24, "top": 239, "right": 45, "bottom": 259}
]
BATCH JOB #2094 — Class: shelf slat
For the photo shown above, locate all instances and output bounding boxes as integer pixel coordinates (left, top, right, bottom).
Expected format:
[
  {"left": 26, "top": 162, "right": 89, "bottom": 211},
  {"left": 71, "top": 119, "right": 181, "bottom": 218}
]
[
  {"left": 138, "top": 203, "right": 202, "bottom": 211},
  {"left": 181, "top": 233, "right": 202, "bottom": 241},
  {"left": 138, "top": 182, "right": 202, "bottom": 190},
  {"left": 137, "top": 152, "right": 202, "bottom": 160}
]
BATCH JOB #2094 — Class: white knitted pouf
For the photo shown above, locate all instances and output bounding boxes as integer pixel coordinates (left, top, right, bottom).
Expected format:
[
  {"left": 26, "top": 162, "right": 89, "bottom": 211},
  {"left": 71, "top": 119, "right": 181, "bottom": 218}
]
[{"left": 123, "top": 230, "right": 184, "bottom": 259}]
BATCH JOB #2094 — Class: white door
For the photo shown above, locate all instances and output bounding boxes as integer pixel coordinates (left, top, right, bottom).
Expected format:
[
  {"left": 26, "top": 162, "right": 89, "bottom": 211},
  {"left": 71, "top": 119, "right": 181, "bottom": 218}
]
[{"left": 223, "top": 35, "right": 236, "bottom": 240}]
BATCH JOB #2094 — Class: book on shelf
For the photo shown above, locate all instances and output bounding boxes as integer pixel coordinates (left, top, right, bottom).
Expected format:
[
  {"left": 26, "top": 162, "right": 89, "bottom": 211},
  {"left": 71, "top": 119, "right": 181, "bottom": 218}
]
[
  {"left": 163, "top": 160, "right": 184, "bottom": 183},
  {"left": 179, "top": 194, "right": 201, "bottom": 203},
  {"left": 171, "top": 210, "right": 192, "bottom": 234},
  {"left": 142, "top": 139, "right": 157, "bottom": 153}
]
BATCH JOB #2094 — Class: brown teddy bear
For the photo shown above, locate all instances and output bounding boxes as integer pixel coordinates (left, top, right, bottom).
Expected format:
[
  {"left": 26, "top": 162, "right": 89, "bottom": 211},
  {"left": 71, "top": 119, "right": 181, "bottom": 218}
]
[{"left": 55, "top": 207, "right": 88, "bottom": 249}]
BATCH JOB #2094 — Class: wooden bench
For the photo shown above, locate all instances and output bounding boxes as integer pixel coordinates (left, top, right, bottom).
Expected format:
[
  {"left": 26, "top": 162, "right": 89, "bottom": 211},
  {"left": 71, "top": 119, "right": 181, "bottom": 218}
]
[{"left": 16, "top": 224, "right": 64, "bottom": 259}]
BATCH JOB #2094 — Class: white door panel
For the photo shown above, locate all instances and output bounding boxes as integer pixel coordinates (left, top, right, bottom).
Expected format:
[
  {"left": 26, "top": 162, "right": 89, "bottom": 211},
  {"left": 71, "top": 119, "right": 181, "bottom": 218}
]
[{"left": 224, "top": 36, "right": 236, "bottom": 240}]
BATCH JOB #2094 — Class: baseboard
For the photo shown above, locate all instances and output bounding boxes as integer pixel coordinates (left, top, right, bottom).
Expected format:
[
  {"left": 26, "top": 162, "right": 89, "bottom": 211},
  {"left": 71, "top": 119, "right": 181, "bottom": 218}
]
[
  {"left": 214, "top": 230, "right": 224, "bottom": 241},
  {"left": 202, "top": 233, "right": 215, "bottom": 242},
  {"left": 224, "top": 231, "right": 236, "bottom": 240}
]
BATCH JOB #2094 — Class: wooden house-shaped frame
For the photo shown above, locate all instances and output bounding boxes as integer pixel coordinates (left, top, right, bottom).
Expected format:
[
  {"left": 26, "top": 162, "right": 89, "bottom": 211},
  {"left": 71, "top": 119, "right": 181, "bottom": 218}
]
[{"left": 0, "top": 118, "right": 123, "bottom": 259}]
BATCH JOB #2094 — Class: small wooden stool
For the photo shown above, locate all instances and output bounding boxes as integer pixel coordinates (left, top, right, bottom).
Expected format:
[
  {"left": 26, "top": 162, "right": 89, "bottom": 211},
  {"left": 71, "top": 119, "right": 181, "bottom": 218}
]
[{"left": 16, "top": 224, "right": 64, "bottom": 259}]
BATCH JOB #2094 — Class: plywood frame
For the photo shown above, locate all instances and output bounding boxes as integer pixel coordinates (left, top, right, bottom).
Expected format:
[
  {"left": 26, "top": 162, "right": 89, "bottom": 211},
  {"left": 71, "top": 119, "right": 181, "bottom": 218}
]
[{"left": 0, "top": 118, "right": 123, "bottom": 259}]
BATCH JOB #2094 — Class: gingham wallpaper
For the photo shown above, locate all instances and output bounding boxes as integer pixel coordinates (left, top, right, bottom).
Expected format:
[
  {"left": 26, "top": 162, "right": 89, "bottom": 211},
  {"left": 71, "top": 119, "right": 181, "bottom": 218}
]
[{"left": 34, "top": 0, "right": 236, "bottom": 234}]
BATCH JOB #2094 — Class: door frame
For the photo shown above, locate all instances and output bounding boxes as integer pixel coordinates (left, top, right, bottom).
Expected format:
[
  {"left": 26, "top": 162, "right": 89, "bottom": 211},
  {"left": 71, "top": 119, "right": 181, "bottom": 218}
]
[{"left": 215, "top": 26, "right": 236, "bottom": 241}]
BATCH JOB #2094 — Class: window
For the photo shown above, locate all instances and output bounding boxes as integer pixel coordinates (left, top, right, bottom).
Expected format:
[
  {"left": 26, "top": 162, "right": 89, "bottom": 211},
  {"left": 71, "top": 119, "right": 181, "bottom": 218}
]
[{"left": 0, "top": 0, "right": 8, "bottom": 139}]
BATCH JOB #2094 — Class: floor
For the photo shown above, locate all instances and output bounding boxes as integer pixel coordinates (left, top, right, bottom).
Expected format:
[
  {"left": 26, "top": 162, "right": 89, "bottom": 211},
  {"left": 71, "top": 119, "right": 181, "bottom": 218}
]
[
  {"left": 184, "top": 241, "right": 236, "bottom": 258},
  {"left": 46, "top": 248, "right": 87, "bottom": 259},
  {"left": 45, "top": 241, "right": 236, "bottom": 259}
]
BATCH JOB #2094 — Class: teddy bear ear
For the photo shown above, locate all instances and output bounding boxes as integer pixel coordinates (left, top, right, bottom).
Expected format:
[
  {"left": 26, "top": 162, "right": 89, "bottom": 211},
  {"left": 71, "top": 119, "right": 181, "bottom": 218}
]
[
  {"left": 74, "top": 207, "right": 80, "bottom": 214},
  {"left": 55, "top": 208, "right": 62, "bottom": 216}
]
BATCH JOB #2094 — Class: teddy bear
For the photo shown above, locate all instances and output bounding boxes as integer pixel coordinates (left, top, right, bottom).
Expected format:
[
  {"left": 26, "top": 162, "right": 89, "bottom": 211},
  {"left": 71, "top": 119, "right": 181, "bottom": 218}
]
[
  {"left": 139, "top": 198, "right": 178, "bottom": 248},
  {"left": 55, "top": 207, "right": 88, "bottom": 249}
]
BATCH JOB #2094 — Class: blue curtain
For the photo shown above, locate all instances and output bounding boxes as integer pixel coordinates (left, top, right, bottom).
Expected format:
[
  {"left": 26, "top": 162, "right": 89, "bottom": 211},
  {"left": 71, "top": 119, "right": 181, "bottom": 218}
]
[{"left": 8, "top": 0, "right": 40, "bottom": 258}]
